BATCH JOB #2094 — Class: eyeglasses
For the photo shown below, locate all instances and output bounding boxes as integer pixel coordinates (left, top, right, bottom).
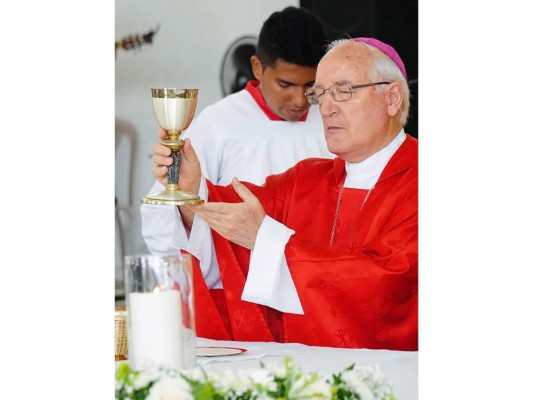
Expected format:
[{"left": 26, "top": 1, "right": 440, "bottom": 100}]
[{"left": 304, "top": 82, "right": 391, "bottom": 105}]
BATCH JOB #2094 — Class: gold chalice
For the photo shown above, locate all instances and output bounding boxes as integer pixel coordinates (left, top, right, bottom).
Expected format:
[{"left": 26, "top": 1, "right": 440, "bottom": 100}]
[{"left": 141, "top": 88, "right": 203, "bottom": 206}]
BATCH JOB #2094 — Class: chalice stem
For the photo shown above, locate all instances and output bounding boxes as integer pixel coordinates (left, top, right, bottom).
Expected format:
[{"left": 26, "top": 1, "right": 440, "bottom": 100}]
[{"left": 168, "top": 151, "right": 182, "bottom": 187}]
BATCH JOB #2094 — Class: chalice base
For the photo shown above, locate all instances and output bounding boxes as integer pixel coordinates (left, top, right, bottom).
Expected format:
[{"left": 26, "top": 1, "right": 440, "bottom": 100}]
[{"left": 141, "top": 188, "right": 204, "bottom": 206}]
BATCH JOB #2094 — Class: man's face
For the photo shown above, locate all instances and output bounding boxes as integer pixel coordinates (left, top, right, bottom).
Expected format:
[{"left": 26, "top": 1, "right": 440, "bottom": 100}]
[
  {"left": 314, "top": 41, "right": 397, "bottom": 163},
  {"left": 252, "top": 57, "right": 317, "bottom": 122}
]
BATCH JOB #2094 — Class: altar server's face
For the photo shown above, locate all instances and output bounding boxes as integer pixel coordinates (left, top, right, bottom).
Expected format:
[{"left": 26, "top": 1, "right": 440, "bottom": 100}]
[{"left": 251, "top": 56, "right": 316, "bottom": 122}]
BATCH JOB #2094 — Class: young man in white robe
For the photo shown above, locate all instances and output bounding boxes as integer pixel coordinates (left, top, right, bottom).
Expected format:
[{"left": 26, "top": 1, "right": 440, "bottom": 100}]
[{"left": 142, "top": 7, "right": 333, "bottom": 255}]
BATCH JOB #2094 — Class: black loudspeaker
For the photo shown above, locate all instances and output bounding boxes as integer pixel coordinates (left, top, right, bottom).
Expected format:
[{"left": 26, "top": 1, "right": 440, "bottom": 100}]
[{"left": 300, "top": 0, "right": 418, "bottom": 139}]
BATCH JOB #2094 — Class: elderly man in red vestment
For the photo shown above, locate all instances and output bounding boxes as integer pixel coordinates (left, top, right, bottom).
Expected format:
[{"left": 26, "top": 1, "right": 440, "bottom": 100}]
[{"left": 149, "top": 37, "right": 417, "bottom": 350}]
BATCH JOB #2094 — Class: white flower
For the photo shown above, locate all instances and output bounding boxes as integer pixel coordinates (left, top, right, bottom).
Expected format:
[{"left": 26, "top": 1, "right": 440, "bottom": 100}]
[
  {"left": 289, "top": 374, "right": 332, "bottom": 400},
  {"left": 351, "top": 365, "right": 394, "bottom": 400},
  {"left": 145, "top": 376, "right": 193, "bottom": 400},
  {"left": 249, "top": 368, "right": 276, "bottom": 392},
  {"left": 181, "top": 368, "right": 204, "bottom": 382},
  {"left": 220, "top": 369, "right": 260, "bottom": 396},
  {"left": 341, "top": 370, "right": 375, "bottom": 400},
  {"left": 270, "top": 364, "right": 288, "bottom": 379},
  {"left": 133, "top": 372, "right": 152, "bottom": 390}
]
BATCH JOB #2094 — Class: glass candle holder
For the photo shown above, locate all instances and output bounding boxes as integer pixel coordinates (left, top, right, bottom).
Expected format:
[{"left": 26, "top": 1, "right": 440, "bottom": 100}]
[{"left": 124, "top": 254, "right": 195, "bottom": 370}]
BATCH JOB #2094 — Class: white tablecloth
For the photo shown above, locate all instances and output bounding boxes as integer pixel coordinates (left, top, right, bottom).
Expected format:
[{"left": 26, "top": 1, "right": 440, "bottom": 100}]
[
  {"left": 197, "top": 337, "right": 417, "bottom": 399},
  {"left": 117, "top": 337, "right": 418, "bottom": 400}
]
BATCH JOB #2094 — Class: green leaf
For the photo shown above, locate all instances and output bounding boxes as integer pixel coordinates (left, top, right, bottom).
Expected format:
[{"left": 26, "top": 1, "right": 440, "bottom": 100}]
[
  {"left": 189, "top": 379, "right": 216, "bottom": 400},
  {"left": 115, "top": 362, "right": 132, "bottom": 382}
]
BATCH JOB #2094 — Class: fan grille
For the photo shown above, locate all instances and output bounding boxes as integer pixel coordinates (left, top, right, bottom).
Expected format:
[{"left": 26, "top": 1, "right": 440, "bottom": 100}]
[{"left": 220, "top": 35, "right": 258, "bottom": 97}]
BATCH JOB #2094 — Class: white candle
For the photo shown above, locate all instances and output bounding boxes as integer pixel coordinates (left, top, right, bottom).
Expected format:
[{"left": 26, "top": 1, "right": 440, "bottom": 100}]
[{"left": 128, "top": 290, "right": 184, "bottom": 370}]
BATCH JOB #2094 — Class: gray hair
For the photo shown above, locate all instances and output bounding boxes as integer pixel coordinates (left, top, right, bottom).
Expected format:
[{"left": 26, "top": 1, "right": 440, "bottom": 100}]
[{"left": 327, "top": 39, "right": 411, "bottom": 126}]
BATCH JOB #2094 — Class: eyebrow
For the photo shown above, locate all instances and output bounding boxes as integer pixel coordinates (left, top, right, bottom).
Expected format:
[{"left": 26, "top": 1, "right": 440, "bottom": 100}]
[
  {"left": 278, "top": 78, "right": 316, "bottom": 87},
  {"left": 313, "top": 79, "right": 351, "bottom": 89}
]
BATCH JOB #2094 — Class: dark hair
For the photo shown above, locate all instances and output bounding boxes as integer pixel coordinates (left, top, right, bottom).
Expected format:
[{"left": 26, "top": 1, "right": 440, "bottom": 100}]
[{"left": 256, "top": 6, "right": 327, "bottom": 69}]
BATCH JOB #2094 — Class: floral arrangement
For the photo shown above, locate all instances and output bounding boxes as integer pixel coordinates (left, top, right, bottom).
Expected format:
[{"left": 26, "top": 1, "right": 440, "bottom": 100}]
[{"left": 115, "top": 357, "right": 397, "bottom": 400}]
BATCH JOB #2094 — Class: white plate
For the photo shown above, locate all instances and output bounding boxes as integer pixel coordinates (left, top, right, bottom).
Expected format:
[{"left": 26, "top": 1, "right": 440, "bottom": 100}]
[{"left": 196, "top": 346, "right": 247, "bottom": 357}]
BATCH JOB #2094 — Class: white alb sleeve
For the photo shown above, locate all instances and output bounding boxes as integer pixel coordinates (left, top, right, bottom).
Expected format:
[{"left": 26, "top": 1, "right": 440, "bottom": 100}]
[
  {"left": 140, "top": 181, "right": 183, "bottom": 254},
  {"left": 184, "top": 177, "right": 222, "bottom": 288},
  {"left": 140, "top": 179, "right": 222, "bottom": 288},
  {"left": 241, "top": 216, "right": 303, "bottom": 314}
]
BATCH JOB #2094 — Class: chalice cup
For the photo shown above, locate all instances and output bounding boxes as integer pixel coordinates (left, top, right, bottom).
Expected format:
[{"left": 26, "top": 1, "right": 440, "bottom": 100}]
[{"left": 141, "top": 88, "right": 203, "bottom": 206}]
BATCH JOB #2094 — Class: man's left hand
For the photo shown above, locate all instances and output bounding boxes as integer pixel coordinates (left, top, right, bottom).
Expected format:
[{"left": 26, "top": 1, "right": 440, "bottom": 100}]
[{"left": 185, "top": 178, "right": 266, "bottom": 250}]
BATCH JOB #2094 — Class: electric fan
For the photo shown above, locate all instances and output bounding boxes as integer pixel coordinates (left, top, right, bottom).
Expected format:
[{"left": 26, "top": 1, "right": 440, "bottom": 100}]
[{"left": 219, "top": 35, "right": 258, "bottom": 97}]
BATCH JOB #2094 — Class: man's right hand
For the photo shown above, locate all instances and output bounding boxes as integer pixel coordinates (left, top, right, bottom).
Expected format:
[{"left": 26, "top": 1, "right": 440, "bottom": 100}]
[
  {"left": 178, "top": 137, "right": 202, "bottom": 196},
  {"left": 177, "top": 137, "right": 202, "bottom": 230},
  {"left": 151, "top": 128, "right": 202, "bottom": 193},
  {"left": 151, "top": 128, "right": 202, "bottom": 229}
]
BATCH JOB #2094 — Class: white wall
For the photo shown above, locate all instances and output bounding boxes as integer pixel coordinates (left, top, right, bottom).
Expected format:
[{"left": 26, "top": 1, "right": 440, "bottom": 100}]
[{"left": 115, "top": 0, "right": 297, "bottom": 268}]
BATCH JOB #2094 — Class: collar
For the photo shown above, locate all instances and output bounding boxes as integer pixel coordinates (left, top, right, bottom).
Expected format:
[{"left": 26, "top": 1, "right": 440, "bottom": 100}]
[
  {"left": 343, "top": 129, "right": 407, "bottom": 189},
  {"left": 245, "top": 80, "right": 309, "bottom": 122}
]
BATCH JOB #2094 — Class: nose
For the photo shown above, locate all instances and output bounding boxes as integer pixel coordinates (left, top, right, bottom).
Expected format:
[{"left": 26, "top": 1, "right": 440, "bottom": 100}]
[{"left": 292, "top": 86, "right": 310, "bottom": 109}]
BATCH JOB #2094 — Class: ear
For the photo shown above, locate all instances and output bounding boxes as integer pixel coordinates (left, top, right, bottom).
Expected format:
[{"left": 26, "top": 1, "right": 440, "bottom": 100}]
[
  {"left": 387, "top": 82, "right": 404, "bottom": 117},
  {"left": 250, "top": 55, "right": 263, "bottom": 80}
]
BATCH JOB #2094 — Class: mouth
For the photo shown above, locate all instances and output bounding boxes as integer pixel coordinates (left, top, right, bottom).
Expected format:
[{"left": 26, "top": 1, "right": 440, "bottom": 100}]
[
  {"left": 287, "top": 108, "right": 308, "bottom": 119},
  {"left": 326, "top": 125, "right": 343, "bottom": 133}
]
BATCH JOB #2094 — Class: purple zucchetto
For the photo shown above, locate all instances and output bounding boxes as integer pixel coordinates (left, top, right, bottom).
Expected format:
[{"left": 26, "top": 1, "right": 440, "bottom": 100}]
[{"left": 352, "top": 37, "right": 407, "bottom": 79}]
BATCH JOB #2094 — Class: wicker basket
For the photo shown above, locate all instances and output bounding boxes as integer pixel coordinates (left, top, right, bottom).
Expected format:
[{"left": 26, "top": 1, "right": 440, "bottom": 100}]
[{"left": 115, "top": 311, "right": 128, "bottom": 361}]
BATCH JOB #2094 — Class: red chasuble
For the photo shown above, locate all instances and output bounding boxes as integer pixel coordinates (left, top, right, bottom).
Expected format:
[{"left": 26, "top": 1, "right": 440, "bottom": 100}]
[{"left": 192, "top": 135, "right": 418, "bottom": 350}]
